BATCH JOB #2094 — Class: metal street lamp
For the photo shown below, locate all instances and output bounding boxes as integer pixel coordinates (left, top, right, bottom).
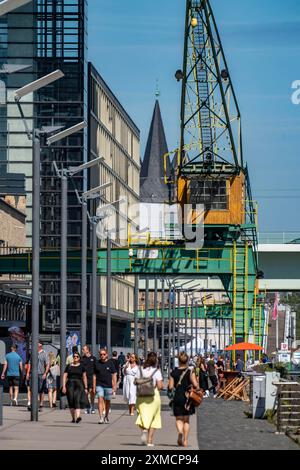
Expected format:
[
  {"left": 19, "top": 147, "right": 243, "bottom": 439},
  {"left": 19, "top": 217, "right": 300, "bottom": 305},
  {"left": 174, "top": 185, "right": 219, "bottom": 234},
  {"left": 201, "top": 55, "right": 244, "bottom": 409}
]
[
  {"left": 0, "top": 0, "right": 32, "bottom": 16},
  {"left": 51, "top": 122, "right": 87, "bottom": 405},
  {"left": 74, "top": 182, "right": 113, "bottom": 357},
  {"left": 14, "top": 69, "right": 64, "bottom": 422},
  {"left": 52, "top": 144, "right": 113, "bottom": 391}
]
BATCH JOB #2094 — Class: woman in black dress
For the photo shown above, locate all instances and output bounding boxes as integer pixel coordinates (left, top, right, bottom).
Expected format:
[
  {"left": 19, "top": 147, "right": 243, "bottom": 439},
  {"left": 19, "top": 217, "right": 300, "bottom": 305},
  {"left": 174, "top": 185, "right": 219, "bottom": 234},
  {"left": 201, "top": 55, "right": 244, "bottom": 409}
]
[
  {"left": 62, "top": 353, "right": 89, "bottom": 423},
  {"left": 168, "top": 352, "right": 199, "bottom": 447}
]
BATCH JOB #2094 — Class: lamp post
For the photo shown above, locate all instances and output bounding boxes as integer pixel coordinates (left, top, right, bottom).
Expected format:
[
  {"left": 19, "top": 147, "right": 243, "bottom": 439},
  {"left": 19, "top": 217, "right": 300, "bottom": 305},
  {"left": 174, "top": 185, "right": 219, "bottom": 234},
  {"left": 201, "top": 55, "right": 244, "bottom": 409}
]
[
  {"left": 144, "top": 278, "right": 149, "bottom": 359},
  {"left": 106, "top": 233, "right": 111, "bottom": 356},
  {"left": 184, "top": 293, "right": 188, "bottom": 354},
  {"left": 134, "top": 275, "right": 139, "bottom": 355},
  {"left": 95, "top": 197, "right": 123, "bottom": 355},
  {"left": 195, "top": 300, "right": 198, "bottom": 355},
  {"left": 173, "top": 292, "right": 176, "bottom": 355},
  {"left": 177, "top": 290, "right": 181, "bottom": 353},
  {"left": 50, "top": 122, "right": 90, "bottom": 403},
  {"left": 161, "top": 278, "right": 165, "bottom": 375},
  {"left": 14, "top": 69, "right": 64, "bottom": 422},
  {"left": 190, "top": 296, "right": 194, "bottom": 356},
  {"left": 168, "top": 289, "right": 171, "bottom": 373},
  {"left": 153, "top": 277, "right": 158, "bottom": 353},
  {"left": 56, "top": 157, "right": 105, "bottom": 349},
  {"left": 204, "top": 305, "right": 208, "bottom": 356}
]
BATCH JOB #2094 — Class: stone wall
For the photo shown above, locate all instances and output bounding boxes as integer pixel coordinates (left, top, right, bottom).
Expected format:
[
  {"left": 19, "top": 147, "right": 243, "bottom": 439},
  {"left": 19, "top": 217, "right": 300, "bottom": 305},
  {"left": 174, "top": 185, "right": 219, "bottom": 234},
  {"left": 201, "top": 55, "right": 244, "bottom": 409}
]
[{"left": 0, "top": 197, "right": 26, "bottom": 247}]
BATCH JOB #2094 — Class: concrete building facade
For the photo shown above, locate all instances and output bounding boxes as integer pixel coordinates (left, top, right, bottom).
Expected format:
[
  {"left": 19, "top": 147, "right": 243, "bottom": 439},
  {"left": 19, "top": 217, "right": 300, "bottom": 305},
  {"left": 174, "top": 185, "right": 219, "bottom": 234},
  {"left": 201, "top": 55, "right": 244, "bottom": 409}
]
[{"left": 88, "top": 63, "right": 140, "bottom": 347}]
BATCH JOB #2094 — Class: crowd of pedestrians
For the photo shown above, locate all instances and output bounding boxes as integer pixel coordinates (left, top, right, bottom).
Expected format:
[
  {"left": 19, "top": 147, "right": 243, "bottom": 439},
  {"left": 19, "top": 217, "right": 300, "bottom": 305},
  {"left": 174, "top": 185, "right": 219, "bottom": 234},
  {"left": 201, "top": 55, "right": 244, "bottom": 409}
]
[{"left": 1, "top": 342, "right": 247, "bottom": 447}]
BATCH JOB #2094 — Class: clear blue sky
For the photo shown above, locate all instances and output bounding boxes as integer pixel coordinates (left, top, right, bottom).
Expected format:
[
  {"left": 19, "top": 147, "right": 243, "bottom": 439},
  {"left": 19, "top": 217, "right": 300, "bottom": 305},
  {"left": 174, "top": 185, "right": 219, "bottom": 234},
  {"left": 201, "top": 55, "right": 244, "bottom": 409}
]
[{"left": 88, "top": 0, "right": 300, "bottom": 233}]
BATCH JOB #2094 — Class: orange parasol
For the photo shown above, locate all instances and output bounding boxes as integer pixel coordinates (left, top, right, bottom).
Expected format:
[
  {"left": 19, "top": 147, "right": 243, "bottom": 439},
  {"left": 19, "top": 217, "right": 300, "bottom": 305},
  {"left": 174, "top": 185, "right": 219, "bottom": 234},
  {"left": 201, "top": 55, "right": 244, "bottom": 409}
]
[{"left": 224, "top": 342, "right": 263, "bottom": 351}]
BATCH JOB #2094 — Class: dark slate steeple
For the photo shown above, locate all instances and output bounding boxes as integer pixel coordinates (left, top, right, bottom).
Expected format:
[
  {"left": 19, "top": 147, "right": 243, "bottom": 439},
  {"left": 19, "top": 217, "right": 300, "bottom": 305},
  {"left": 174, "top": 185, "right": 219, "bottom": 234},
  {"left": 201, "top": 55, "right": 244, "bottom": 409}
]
[{"left": 140, "top": 100, "right": 170, "bottom": 203}]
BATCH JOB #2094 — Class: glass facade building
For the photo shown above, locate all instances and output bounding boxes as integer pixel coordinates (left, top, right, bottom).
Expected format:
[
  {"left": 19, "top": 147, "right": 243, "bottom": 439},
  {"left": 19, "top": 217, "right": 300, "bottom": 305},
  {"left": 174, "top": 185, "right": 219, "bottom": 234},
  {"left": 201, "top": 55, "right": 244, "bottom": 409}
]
[{"left": 2, "top": 0, "right": 87, "bottom": 334}]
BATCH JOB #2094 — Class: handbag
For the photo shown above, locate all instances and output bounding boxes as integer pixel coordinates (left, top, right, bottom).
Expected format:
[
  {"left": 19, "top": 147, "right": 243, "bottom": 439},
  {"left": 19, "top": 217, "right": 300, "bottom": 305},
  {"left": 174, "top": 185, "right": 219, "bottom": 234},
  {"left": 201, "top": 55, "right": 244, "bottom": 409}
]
[
  {"left": 134, "top": 367, "right": 157, "bottom": 397},
  {"left": 186, "top": 386, "right": 203, "bottom": 408}
]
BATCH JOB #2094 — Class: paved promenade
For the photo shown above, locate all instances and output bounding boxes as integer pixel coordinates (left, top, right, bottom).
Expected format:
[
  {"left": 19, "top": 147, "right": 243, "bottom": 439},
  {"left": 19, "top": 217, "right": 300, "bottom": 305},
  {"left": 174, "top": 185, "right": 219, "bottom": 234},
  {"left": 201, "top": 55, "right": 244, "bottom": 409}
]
[
  {"left": 0, "top": 395, "right": 198, "bottom": 451},
  {"left": 1, "top": 394, "right": 299, "bottom": 450}
]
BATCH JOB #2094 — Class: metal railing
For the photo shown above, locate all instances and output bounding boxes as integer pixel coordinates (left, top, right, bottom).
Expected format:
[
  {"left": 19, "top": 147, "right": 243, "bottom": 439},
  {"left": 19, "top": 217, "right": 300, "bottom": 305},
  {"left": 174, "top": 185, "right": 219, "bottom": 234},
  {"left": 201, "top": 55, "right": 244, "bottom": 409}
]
[{"left": 258, "top": 232, "right": 300, "bottom": 244}]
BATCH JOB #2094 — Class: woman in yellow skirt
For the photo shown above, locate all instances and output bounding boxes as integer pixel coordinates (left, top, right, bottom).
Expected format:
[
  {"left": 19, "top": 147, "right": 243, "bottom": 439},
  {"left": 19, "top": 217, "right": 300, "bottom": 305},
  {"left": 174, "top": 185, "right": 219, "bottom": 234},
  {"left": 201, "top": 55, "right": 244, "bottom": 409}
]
[{"left": 135, "top": 352, "right": 164, "bottom": 447}]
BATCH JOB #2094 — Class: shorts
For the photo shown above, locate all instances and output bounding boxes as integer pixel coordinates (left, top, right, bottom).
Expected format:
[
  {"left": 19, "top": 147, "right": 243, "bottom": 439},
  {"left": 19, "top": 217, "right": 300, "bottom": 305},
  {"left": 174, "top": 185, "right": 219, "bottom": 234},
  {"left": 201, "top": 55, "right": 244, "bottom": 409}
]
[
  {"left": 47, "top": 378, "right": 57, "bottom": 390},
  {"left": 8, "top": 376, "right": 19, "bottom": 387},
  {"left": 96, "top": 386, "right": 112, "bottom": 401},
  {"left": 38, "top": 375, "right": 47, "bottom": 394}
]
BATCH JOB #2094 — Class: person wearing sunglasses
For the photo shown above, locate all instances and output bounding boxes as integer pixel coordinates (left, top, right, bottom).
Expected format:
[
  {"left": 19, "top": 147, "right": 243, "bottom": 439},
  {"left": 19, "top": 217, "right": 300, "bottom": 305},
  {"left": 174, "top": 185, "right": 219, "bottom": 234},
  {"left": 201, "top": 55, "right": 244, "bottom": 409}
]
[
  {"left": 62, "top": 353, "right": 89, "bottom": 423},
  {"left": 93, "top": 349, "right": 117, "bottom": 424}
]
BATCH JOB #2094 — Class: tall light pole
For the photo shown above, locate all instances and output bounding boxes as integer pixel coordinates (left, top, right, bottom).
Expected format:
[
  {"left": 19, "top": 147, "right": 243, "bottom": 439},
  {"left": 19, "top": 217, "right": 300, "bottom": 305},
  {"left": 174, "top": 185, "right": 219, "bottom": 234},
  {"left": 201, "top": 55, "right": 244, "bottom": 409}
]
[
  {"left": 184, "top": 293, "right": 188, "bottom": 354},
  {"left": 106, "top": 233, "right": 111, "bottom": 356},
  {"left": 144, "top": 278, "right": 149, "bottom": 359},
  {"left": 50, "top": 122, "right": 87, "bottom": 401},
  {"left": 58, "top": 158, "right": 105, "bottom": 350},
  {"left": 168, "top": 290, "right": 171, "bottom": 373},
  {"left": 177, "top": 290, "right": 181, "bottom": 353},
  {"left": 161, "top": 279, "right": 165, "bottom": 375},
  {"left": 14, "top": 69, "right": 64, "bottom": 422},
  {"left": 195, "top": 300, "right": 199, "bottom": 355},
  {"left": 153, "top": 277, "right": 158, "bottom": 353},
  {"left": 84, "top": 185, "right": 115, "bottom": 355},
  {"left": 204, "top": 305, "right": 208, "bottom": 356},
  {"left": 134, "top": 275, "right": 139, "bottom": 355},
  {"left": 53, "top": 149, "right": 108, "bottom": 381}
]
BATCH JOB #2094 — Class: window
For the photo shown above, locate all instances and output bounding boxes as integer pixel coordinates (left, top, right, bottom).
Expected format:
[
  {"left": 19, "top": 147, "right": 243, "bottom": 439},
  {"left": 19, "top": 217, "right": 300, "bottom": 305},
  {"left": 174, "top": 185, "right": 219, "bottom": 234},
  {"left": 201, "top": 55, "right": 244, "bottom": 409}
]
[{"left": 189, "top": 179, "right": 228, "bottom": 210}]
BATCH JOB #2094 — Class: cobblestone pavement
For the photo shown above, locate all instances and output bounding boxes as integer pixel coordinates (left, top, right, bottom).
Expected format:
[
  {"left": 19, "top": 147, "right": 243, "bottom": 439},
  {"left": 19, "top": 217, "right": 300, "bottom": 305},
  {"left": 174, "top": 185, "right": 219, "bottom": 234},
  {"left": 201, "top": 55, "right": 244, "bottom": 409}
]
[{"left": 197, "top": 398, "right": 299, "bottom": 450}]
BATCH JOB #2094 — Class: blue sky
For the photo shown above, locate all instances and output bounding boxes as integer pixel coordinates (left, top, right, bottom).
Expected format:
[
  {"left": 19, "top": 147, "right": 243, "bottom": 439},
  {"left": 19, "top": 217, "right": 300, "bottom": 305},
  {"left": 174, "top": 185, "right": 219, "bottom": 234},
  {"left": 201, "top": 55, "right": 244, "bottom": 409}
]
[{"left": 88, "top": 0, "right": 300, "bottom": 233}]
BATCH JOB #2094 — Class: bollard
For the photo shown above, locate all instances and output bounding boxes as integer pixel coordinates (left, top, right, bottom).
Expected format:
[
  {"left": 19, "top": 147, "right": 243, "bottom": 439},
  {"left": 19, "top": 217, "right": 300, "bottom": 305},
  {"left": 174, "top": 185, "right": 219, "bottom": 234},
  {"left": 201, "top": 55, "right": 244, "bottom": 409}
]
[{"left": 0, "top": 385, "right": 3, "bottom": 426}]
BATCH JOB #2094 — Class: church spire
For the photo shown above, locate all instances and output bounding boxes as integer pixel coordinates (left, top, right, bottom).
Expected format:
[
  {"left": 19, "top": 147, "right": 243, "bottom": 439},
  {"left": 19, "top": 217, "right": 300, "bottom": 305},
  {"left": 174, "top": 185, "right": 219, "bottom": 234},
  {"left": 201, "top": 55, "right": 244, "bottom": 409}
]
[{"left": 140, "top": 100, "right": 170, "bottom": 203}]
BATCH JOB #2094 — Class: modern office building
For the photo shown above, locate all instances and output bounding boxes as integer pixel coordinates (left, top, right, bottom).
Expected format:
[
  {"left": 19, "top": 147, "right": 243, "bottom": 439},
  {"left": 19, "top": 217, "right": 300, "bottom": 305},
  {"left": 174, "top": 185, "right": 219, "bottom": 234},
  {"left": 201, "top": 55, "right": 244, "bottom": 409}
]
[
  {"left": 1, "top": 0, "right": 88, "bottom": 338},
  {"left": 88, "top": 63, "right": 140, "bottom": 347},
  {"left": 0, "top": 1, "right": 140, "bottom": 348}
]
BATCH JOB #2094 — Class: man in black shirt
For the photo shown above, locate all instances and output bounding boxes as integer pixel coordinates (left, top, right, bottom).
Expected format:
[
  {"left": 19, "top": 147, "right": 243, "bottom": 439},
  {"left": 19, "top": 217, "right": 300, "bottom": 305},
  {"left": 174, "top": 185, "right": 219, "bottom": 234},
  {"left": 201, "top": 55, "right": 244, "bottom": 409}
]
[
  {"left": 93, "top": 348, "right": 117, "bottom": 424},
  {"left": 81, "top": 345, "right": 97, "bottom": 414}
]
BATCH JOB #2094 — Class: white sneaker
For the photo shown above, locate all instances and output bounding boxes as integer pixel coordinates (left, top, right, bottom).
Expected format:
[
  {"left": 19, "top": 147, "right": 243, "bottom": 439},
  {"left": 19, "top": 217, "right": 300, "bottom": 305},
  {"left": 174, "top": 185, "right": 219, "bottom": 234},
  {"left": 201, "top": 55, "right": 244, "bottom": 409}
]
[
  {"left": 147, "top": 443, "right": 154, "bottom": 447},
  {"left": 98, "top": 417, "right": 104, "bottom": 424},
  {"left": 141, "top": 430, "right": 147, "bottom": 445},
  {"left": 13, "top": 399, "right": 18, "bottom": 406},
  {"left": 214, "top": 394, "right": 218, "bottom": 398},
  {"left": 104, "top": 416, "right": 109, "bottom": 424}
]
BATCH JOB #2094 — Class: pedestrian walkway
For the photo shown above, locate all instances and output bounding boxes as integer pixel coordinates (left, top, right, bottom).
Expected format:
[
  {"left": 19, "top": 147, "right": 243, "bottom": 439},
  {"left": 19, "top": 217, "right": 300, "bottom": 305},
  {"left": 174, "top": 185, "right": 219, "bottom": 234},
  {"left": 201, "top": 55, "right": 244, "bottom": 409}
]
[
  {"left": 198, "top": 399, "right": 299, "bottom": 450},
  {"left": 0, "top": 395, "right": 198, "bottom": 450}
]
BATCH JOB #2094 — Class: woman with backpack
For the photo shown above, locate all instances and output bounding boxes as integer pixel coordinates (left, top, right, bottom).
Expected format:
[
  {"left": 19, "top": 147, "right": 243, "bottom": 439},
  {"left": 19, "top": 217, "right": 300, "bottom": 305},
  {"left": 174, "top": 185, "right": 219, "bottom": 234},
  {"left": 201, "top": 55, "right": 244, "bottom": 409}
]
[
  {"left": 135, "top": 352, "right": 164, "bottom": 447},
  {"left": 168, "top": 352, "right": 199, "bottom": 447}
]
